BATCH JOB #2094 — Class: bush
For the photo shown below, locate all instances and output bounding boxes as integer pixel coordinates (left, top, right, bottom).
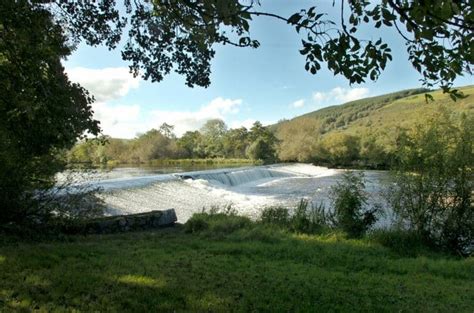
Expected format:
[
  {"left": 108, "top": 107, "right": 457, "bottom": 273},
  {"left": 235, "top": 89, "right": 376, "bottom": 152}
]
[
  {"left": 260, "top": 207, "right": 289, "bottom": 226},
  {"left": 330, "top": 171, "right": 378, "bottom": 237},
  {"left": 260, "top": 199, "right": 330, "bottom": 234},
  {"left": 290, "top": 199, "right": 313, "bottom": 233},
  {"left": 389, "top": 110, "right": 473, "bottom": 255},
  {"left": 184, "top": 207, "right": 252, "bottom": 236},
  {"left": 232, "top": 224, "right": 284, "bottom": 243},
  {"left": 369, "top": 229, "right": 435, "bottom": 257},
  {"left": 184, "top": 214, "right": 209, "bottom": 233}
]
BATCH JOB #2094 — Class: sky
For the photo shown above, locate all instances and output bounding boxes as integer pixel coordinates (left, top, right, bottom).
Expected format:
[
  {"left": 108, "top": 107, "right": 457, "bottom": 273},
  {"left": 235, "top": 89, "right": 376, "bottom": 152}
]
[{"left": 64, "top": 0, "right": 473, "bottom": 139}]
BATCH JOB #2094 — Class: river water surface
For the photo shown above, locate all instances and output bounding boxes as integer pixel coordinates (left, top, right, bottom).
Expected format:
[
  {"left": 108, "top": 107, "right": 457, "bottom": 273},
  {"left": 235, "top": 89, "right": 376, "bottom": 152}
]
[{"left": 66, "top": 163, "right": 391, "bottom": 224}]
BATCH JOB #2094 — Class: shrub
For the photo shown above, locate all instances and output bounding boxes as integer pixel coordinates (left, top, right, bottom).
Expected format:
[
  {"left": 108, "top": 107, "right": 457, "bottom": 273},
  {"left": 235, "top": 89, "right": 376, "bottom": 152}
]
[
  {"left": 184, "top": 214, "right": 209, "bottom": 233},
  {"left": 260, "top": 207, "right": 289, "bottom": 226},
  {"left": 290, "top": 199, "right": 313, "bottom": 233},
  {"left": 232, "top": 224, "right": 284, "bottom": 243},
  {"left": 389, "top": 110, "right": 473, "bottom": 255},
  {"left": 260, "top": 200, "right": 330, "bottom": 234},
  {"left": 369, "top": 229, "right": 434, "bottom": 257},
  {"left": 184, "top": 207, "right": 251, "bottom": 236},
  {"left": 330, "top": 171, "right": 378, "bottom": 237}
]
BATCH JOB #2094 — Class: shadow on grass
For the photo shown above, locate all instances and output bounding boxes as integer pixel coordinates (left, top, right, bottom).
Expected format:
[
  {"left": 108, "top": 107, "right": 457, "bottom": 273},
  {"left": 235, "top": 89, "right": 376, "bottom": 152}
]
[{"left": 0, "top": 224, "right": 473, "bottom": 312}]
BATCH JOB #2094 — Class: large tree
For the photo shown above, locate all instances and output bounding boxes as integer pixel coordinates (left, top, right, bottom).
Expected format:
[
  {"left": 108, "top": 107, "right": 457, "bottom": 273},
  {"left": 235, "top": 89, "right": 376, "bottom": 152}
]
[
  {"left": 0, "top": 1, "right": 99, "bottom": 222},
  {"left": 39, "top": 0, "right": 473, "bottom": 96}
]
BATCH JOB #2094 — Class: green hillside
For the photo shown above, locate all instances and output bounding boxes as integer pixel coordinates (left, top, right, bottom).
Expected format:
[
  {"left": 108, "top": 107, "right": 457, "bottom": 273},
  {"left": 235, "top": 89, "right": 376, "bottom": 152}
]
[{"left": 275, "top": 85, "right": 474, "bottom": 167}]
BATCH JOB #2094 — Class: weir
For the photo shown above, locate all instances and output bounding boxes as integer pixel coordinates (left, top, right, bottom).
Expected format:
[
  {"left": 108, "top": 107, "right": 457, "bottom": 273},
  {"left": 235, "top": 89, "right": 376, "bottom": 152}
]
[
  {"left": 96, "top": 164, "right": 388, "bottom": 224},
  {"left": 176, "top": 167, "right": 296, "bottom": 186}
]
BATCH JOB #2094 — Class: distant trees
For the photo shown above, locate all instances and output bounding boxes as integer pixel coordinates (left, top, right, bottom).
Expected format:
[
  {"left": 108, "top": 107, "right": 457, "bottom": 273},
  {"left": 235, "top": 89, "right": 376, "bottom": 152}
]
[
  {"left": 177, "top": 131, "right": 203, "bottom": 158},
  {"left": 199, "top": 119, "right": 228, "bottom": 158},
  {"left": 276, "top": 120, "right": 387, "bottom": 168},
  {"left": 316, "top": 133, "right": 360, "bottom": 166},
  {"left": 275, "top": 88, "right": 472, "bottom": 169},
  {"left": 246, "top": 137, "right": 277, "bottom": 164},
  {"left": 68, "top": 121, "right": 278, "bottom": 164},
  {"left": 246, "top": 122, "right": 278, "bottom": 163},
  {"left": 223, "top": 127, "right": 249, "bottom": 158}
]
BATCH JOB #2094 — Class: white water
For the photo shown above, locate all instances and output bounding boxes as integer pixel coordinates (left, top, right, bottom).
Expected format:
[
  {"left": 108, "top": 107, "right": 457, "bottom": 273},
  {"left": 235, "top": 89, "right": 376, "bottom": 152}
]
[{"left": 84, "top": 164, "right": 389, "bottom": 224}]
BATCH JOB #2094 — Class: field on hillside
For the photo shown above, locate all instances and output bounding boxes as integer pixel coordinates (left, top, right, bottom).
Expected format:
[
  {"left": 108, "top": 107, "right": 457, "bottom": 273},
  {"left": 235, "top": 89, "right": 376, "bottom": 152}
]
[
  {"left": 1, "top": 225, "right": 473, "bottom": 312},
  {"left": 275, "top": 85, "right": 474, "bottom": 164}
]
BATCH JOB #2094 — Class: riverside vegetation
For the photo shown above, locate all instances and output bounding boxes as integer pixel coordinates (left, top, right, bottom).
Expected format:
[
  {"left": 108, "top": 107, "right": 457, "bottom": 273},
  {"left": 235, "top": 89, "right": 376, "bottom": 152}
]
[
  {"left": 1, "top": 90, "right": 473, "bottom": 313},
  {"left": 1, "top": 204, "right": 473, "bottom": 312},
  {"left": 3, "top": 87, "right": 473, "bottom": 254},
  {"left": 67, "top": 86, "right": 473, "bottom": 170},
  {"left": 1, "top": 165, "right": 472, "bottom": 311}
]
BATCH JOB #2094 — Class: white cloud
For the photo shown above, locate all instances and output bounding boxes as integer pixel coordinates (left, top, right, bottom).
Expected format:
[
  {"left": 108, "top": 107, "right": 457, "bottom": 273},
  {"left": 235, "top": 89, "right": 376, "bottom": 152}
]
[
  {"left": 312, "top": 87, "right": 370, "bottom": 106},
  {"left": 230, "top": 119, "right": 257, "bottom": 129},
  {"left": 312, "top": 92, "right": 327, "bottom": 103},
  {"left": 67, "top": 67, "right": 248, "bottom": 138},
  {"left": 149, "top": 97, "right": 243, "bottom": 137},
  {"left": 66, "top": 67, "right": 140, "bottom": 102},
  {"left": 92, "top": 102, "right": 142, "bottom": 138},
  {"left": 88, "top": 96, "right": 245, "bottom": 139},
  {"left": 291, "top": 99, "right": 305, "bottom": 108}
]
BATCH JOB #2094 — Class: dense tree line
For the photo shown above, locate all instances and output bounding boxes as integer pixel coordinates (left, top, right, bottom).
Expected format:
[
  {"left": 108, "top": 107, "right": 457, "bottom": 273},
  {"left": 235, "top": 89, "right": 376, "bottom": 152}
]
[{"left": 68, "top": 120, "right": 278, "bottom": 165}]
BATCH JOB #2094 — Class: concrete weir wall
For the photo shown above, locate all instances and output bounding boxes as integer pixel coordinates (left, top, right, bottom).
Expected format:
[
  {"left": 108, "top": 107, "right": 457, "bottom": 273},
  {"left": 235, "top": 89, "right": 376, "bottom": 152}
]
[{"left": 82, "top": 209, "right": 177, "bottom": 234}]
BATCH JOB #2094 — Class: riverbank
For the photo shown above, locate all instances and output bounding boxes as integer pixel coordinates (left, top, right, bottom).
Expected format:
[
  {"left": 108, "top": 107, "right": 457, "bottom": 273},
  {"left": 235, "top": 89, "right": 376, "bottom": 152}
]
[
  {"left": 0, "top": 219, "right": 472, "bottom": 312},
  {"left": 69, "top": 158, "right": 258, "bottom": 169}
]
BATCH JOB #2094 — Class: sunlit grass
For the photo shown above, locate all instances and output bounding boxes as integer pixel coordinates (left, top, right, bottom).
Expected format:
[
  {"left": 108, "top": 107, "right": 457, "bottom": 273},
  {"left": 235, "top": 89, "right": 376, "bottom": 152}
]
[
  {"left": 0, "top": 223, "right": 472, "bottom": 312},
  {"left": 117, "top": 274, "right": 166, "bottom": 288}
]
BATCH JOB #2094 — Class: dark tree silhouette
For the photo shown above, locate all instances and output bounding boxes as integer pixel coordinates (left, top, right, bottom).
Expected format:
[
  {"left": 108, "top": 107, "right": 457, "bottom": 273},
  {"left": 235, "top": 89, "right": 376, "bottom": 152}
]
[
  {"left": 0, "top": 1, "right": 100, "bottom": 222},
  {"left": 42, "top": 0, "right": 473, "bottom": 96}
]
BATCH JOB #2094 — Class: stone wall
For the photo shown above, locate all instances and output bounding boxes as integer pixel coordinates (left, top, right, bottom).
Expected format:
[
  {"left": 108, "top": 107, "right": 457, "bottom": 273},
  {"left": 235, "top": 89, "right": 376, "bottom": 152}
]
[{"left": 78, "top": 209, "right": 177, "bottom": 234}]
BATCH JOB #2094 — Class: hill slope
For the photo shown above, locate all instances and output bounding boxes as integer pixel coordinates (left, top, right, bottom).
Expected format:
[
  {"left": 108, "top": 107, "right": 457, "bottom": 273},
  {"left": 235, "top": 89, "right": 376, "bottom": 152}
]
[{"left": 274, "top": 85, "right": 474, "bottom": 167}]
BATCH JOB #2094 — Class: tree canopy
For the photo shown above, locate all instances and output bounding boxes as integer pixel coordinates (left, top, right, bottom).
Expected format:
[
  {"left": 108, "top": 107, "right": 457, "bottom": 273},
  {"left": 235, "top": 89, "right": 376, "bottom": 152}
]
[
  {"left": 69, "top": 120, "right": 279, "bottom": 164},
  {"left": 0, "top": 1, "right": 99, "bottom": 222},
  {"left": 39, "top": 0, "right": 473, "bottom": 96}
]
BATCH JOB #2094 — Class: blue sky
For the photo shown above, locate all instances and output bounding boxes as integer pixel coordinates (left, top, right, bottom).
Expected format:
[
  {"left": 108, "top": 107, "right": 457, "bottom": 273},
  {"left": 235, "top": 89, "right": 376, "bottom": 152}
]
[{"left": 64, "top": 0, "right": 472, "bottom": 138}]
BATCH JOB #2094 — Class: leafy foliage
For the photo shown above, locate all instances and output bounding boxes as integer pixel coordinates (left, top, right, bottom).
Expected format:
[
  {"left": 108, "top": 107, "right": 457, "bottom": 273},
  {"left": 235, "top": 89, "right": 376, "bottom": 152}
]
[
  {"left": 35, "top": 1, "right": 472, "bottom": 93},
  {"left": 69, "top": 120, "right": 278, "bottom": 165},
  {"left": 0, "top": 2, "right": 99, "bottom": 223},
  {"left": 184, "top": 206, "right": 252, "bottom": 236},
  {"left": 389, "top": 109, "right": 473, "bottom": 255},
  {"left": 260, "top": 200, "right": 330, "bottom": 234},
  {"left": 329, "top": 172, "right": 378, "bottom": 237}
]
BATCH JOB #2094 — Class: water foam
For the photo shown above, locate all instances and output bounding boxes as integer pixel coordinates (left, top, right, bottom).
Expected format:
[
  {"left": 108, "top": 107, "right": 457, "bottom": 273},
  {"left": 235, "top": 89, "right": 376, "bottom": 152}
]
[{"left": 97, "top": 164, "right": 347, "bottom": 222}]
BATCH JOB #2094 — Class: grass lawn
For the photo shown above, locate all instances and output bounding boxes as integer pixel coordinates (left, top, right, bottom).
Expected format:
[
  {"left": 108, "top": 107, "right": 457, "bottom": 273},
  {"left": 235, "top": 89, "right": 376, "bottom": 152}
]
[{"left": 0, "top": 224, "right": 473, "bottom": 312}]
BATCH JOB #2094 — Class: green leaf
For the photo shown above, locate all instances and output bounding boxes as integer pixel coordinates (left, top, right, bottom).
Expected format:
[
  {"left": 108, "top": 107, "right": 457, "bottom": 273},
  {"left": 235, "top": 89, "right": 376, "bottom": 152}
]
[{"left": 288, "top": 13, "right": 302, "bottom": 25}]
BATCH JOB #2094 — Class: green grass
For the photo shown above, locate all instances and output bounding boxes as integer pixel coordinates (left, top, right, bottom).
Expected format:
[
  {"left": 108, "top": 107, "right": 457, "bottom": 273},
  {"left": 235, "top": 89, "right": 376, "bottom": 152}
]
[{"left": 0, "top": 221, "right": 473, "bottom": 312}]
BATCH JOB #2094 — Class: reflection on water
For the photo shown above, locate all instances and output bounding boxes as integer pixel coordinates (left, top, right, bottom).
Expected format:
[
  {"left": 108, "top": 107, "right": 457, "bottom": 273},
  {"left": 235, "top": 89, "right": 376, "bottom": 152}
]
[{"left": 66, "top": 163, "right": 391, "bottom": 224}]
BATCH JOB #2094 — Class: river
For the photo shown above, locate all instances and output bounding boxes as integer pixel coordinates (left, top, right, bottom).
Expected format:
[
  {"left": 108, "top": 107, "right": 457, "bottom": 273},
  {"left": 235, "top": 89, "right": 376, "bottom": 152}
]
[{"left": 62, "top": 163, "right": 392, "bottom": 224}]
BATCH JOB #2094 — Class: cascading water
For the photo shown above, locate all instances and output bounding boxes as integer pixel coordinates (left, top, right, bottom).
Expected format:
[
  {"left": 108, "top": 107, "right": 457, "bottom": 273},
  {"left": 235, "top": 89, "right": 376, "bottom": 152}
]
[
  {"left": 81, "top": 164, "right": 387, "bottom": 224},
  {"left": 176, "top": 166, "right": 298, "bottom": 186}
]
